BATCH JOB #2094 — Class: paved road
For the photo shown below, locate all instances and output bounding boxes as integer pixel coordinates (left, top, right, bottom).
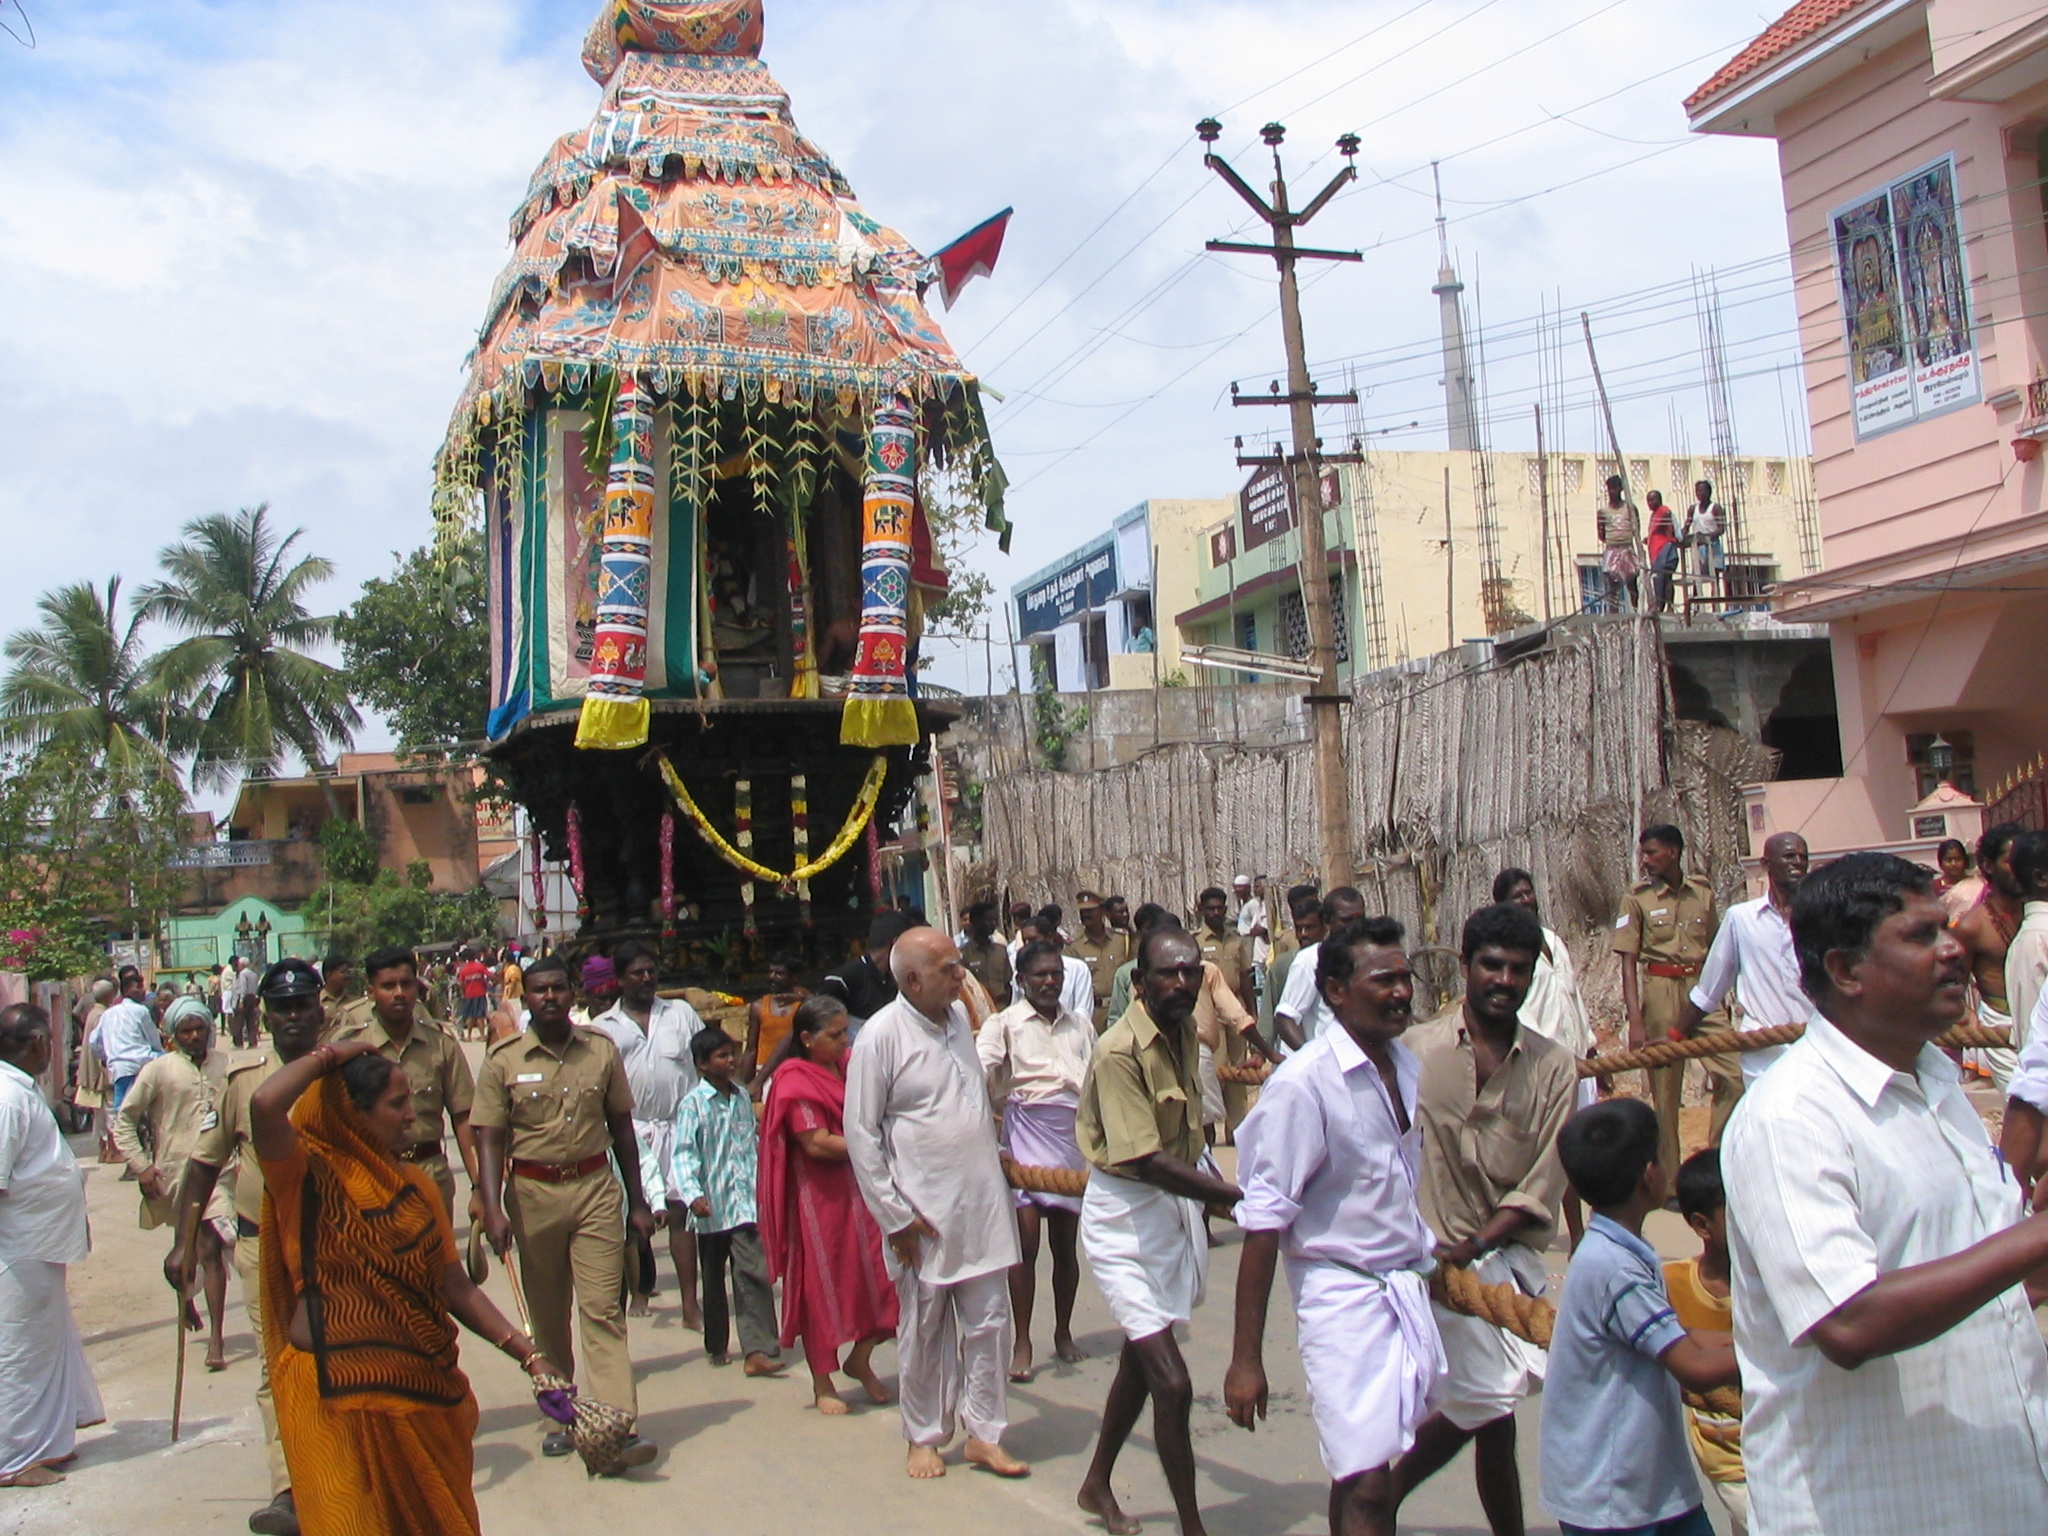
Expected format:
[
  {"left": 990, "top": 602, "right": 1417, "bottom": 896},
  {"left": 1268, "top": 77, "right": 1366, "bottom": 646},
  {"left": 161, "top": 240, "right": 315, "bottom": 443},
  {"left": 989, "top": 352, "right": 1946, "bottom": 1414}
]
[{"left": 13, "top": 1131, "right": 1743, "bottom": 1536}]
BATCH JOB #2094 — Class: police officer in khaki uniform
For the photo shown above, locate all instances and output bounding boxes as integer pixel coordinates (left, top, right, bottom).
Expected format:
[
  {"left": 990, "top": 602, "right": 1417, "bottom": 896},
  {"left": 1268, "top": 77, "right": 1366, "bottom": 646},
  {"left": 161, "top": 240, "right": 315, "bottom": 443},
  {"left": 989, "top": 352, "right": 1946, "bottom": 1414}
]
[
  {"left": 317, "top": 953, "right": 373, "bottom": 1040},
  {"left": 1069, "top": 891, "right": 1133, "bottom": 1032},
  {"left": 329, "top": 944, "right": 478, "bottom": 1220},
  {"left": 474, "top": 953, "right": 658, "bottom": 1469},
  {"left": 1195, "top": 885, "right": 1256, "bottom": 1135},
  {"left": 1612, "top": 822, "right": 1728, "bottom": 1183},
  {"left": 170, "top": 957, "right": 327, "bottom": 1536}
]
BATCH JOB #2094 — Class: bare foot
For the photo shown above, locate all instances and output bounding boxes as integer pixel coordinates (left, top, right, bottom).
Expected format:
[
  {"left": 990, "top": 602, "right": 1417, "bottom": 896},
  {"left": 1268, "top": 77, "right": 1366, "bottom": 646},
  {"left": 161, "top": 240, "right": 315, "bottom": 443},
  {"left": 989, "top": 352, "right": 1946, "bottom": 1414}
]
[
  {"left": 744, "top": 1353, "right": 787, "bottom": 1377},
  {"left": 205, "top": 1345, "right": 227, "bottom": 1372},
  {"left": 1009, "top": 1341, "right": 1034, "bottom": 1383},
  {"left": 849, "top": 1362, "right": 891, "bottom": 1404},
  {"left": 814, "top": 1379, "right": 850, "bottom": 1415},
  {"left": 963, "top": 1438, "right": 1028, "bottom": 1478},
  {"left": 1055, "top": 1334, "right": 1085, "bottom": 1364},
  {"left": 0, "top": 1467, "right": 63, "bottom": 1487},
  {"left": 182, "top": 1300, "right": 201, "bottom": 1331},
  {"left": 626, "top": 1296, "right": 652, "bottom": 1318},
  {"left": 1077, "top": 1482, "right": 1142, "bottom": 1534},
  {"left": 906, "top": 1444, "right": 946, "bottom": 1479},
  {"left": 681, "top": 1302, "right": 704, "bottom": 1332}
]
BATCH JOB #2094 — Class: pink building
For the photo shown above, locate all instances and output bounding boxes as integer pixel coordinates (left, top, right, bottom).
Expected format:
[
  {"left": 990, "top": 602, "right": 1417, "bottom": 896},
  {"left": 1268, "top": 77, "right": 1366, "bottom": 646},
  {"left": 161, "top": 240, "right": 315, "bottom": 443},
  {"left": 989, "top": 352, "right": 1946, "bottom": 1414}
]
[{"left": 1689, "top": 0, "right": 2048, "bottom": 854}]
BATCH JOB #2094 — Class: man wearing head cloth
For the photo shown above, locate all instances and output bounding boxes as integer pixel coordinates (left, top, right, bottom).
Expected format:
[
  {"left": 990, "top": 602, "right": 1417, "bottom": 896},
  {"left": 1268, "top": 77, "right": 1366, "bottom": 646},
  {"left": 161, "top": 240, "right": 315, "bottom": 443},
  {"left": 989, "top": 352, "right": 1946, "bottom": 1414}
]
[
  {"left": 170, "top": 957, "right": 328, "bottom": 1536},
  {"left": 114, "top": 996, "right": 235, "bottom": 1371}
]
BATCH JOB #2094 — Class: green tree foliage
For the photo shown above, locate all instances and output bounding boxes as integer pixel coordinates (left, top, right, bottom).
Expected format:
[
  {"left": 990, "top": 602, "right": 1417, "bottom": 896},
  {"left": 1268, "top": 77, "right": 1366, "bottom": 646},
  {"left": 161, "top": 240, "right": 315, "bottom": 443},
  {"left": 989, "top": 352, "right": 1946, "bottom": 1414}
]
[
  {"left": 136, "top": 504, "right": 360, "bottom": 794},
  {"left": 0, "top": 578, "right": 185, "bottom": 774},
  {"left": 0, "top": 750, "right": 188, "bottom": 979},
  {"left": 317, "top": 816, "right": 378, "bottom": 885},
  {"left": 334, "top": 535, "right": 490, "bottom": 756},
  {"left": 304, "top": 859, "right": 499, "bottom": 960}
]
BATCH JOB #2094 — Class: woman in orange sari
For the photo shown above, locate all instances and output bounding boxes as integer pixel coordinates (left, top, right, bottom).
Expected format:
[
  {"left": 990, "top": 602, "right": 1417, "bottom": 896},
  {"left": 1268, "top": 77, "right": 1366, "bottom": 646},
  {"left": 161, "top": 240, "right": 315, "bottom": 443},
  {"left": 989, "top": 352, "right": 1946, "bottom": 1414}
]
[{"left": 252, "top": 1037, "right": 559, "bottom": 1535}]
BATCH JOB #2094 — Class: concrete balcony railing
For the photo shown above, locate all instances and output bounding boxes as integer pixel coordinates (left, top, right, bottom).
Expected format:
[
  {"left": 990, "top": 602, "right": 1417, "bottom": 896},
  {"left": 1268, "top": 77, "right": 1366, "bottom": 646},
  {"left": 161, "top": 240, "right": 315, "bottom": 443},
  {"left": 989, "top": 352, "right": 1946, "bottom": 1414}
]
[{"left": 167, "top": 839, "right": 290, "bottom": 870}]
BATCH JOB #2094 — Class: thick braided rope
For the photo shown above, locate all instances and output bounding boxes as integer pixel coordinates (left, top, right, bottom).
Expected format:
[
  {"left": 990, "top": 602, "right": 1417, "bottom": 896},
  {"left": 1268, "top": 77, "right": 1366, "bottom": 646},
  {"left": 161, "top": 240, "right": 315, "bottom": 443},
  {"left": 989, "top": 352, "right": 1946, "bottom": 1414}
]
[
  {"left": 1433, "top": 1264, "right": 1556, "bottom": 1350},
  {"left": 1581, "top": 1022, "right": 2012, "bottom": 1078},
  {"left": 1216, "top": 1060, "right": 1273, "bottom": 1086},
  {"left": 1002, "top": 1156, "right": 1089, "bottom": 1200}
]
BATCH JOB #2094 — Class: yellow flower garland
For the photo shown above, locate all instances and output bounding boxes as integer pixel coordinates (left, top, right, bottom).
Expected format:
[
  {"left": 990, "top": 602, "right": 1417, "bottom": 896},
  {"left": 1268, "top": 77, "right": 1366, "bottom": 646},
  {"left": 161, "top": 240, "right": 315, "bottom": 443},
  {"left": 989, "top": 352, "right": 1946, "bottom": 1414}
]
[{"left": 657, "top": 753, "right": 887, "bottom": 887}]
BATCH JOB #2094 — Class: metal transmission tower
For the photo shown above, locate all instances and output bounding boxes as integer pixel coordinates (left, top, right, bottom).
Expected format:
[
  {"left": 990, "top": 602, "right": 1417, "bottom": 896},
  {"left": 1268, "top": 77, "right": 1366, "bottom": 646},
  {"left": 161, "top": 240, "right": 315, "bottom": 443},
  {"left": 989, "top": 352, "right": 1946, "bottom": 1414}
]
[
  {"left": 1695, "top": 269, "right": 1747, "bottom": 555},
  {"left": 1432, "top": 163, "right": 1479, "bottom": 453},
  {"left": 1200, "top": 117, "right": 1363, "bottom": 891}
]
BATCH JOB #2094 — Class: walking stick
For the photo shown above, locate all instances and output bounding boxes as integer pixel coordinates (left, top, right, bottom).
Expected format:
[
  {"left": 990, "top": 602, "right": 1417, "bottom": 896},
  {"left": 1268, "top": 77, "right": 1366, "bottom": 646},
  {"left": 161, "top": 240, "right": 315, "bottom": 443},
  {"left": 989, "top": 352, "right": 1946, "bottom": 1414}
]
[{"left": 170, "top": 1278, "right": 189, "bottom": 1444}]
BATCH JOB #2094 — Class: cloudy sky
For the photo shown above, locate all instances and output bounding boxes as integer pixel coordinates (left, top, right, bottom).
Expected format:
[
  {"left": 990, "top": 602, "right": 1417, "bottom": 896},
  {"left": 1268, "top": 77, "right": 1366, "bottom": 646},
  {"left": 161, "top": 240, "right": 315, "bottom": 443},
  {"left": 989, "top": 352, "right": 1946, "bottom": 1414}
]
[{"left": 0, "top": 0, "right": 1802, "bottom": 728}]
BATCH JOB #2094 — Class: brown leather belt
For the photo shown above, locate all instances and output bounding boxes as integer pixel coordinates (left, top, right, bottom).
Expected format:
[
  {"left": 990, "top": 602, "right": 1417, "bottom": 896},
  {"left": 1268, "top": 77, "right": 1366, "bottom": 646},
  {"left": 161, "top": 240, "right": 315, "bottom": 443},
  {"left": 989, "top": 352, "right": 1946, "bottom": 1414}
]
[
  {"left": 1644, "top": 962, "right": 1702, "bottom": 979},
  {"left": 510, "top": 1153, "right": 610, "bottom": 1183},
  {"left": 398, "top": 1143, "right": 443, "bottom": 1164}
]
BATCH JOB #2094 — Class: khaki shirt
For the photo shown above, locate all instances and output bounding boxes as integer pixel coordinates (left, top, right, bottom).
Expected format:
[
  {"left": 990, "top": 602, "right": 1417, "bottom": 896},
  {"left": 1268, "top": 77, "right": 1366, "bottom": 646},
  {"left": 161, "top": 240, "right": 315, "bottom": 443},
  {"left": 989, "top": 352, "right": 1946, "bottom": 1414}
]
[
  {"left": 470, "top": 1025, "right": 632, "bottom": 1166},
  {"left": 1070, "top": 930, "right": 1133, "bottom": 1029},
  {"left": 1612, "top": 874, "right": 1719, "bottom": 967},
  {"left": 1409, "top": 1013, "right": 1577, "bottom": 1251},
  {"left": 1077, "top": 1001, "right": 1205, "bottom": 1174},
  {"left": 319, "top": 993, "right": 375, "bottom": 1042},
  {"left": 1198, "top": 925, "right": 1248, "bottom": 998},
  {"left": 192, "top": 1049, "right": 281, "bottom": 1228},
  {"left": 960, "top": 936, "right": 1012, "bottom": 1009},
  {"left": 330, "top": 1009, "right": 475, "bottom": 1159},
  {"left": 112, "top": 1048, "right": 230, "bottom": 1229}
]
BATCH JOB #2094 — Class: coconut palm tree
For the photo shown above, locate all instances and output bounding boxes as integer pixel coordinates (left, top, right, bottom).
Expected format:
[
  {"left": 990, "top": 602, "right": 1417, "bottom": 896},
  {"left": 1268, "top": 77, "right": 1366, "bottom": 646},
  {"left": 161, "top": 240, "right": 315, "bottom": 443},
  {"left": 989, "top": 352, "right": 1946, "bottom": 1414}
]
[
  {"left": 0, "top": 577, "right": 184, "bottom": 776},
  {"left": 137, "top": 504, "right": 360, "bottom": 795}
]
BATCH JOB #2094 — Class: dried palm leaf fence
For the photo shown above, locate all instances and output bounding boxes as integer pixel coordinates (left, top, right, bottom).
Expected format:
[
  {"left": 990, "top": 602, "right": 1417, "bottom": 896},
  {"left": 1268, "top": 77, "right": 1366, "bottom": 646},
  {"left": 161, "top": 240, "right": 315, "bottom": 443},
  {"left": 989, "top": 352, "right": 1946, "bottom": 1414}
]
[{"left": 981, "top": 619, "right": 1776, "bottom": 1020}]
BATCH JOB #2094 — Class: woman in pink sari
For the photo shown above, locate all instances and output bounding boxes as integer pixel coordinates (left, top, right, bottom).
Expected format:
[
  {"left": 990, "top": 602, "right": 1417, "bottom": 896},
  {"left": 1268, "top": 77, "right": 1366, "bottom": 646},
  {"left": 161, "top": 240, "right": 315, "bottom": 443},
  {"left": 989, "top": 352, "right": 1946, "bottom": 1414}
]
[{"left": 758, "top": 996, "right": 898, "bottom": 1414}]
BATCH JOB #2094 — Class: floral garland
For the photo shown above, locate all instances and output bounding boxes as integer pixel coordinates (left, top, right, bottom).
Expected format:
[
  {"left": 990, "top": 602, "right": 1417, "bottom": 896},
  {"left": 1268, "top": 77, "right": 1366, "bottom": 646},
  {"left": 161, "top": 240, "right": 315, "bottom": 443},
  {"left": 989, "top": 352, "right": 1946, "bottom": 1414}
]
[{"left": 657, "top": 753, "right": 886, "bottom": 889}]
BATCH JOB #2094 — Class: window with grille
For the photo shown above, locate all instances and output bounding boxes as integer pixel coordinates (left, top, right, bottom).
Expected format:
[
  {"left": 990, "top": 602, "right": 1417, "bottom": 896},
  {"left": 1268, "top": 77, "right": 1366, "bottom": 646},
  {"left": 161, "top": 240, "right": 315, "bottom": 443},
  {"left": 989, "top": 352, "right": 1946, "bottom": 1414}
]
[
  {"left": 1766, "top": 460, "right": 1786, "bottom": 494},
  {"left": 1276, "top": 576, "right": 1351, "bottom": 664},
  {"left": 1525, "top": 459, "right": 1546, "bottom": 496},
  {"left": 1563, "top": 459, "right": 1584, "bottom": 496},
  {"left": 1629, "top": 459, "right": 1650, "bottom": 492}
]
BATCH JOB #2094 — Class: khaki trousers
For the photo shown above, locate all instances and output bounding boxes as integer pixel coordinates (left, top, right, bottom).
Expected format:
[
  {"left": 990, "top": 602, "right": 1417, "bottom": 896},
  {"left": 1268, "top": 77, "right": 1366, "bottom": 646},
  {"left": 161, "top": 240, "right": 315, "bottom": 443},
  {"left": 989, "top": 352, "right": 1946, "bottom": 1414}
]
[
  {"left": 413, "top": 1151, "right": 457, "bottom": 1222},
  {"left": 1643, "top": 975, "right": 1742, "bottom": 1179},
  {"left": 233, "top": 1233, "right": 291, "bottom": 1496},
  {"left": 506, "top": 1169, "right": 635, "bottom": 1416}
]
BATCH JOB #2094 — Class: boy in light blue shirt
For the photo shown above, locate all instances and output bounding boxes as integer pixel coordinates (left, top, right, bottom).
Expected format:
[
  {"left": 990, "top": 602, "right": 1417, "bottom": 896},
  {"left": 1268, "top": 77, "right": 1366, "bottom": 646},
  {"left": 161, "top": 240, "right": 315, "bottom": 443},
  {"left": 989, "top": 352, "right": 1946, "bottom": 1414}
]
[
  {"left": 1542, "top": 1098, "right": 1739, "bottom": 1536},
  {"left": 672, "top": 1029, "right": 785, "bottom": 1374}
]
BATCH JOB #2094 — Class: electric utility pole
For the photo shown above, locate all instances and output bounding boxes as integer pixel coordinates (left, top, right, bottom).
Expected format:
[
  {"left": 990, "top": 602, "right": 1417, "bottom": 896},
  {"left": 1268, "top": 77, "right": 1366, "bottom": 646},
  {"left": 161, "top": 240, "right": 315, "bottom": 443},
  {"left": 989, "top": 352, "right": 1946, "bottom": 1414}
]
[{"left": 1200, "top": 117, "right": 1363, "bottom": 892}]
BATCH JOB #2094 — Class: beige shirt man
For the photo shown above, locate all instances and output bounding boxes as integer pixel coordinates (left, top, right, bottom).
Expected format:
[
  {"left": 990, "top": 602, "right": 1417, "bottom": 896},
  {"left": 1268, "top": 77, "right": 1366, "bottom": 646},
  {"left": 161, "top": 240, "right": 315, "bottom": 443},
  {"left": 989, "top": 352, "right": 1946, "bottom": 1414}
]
[
  {"left": 472, "top": 1024, "right": 640, "bottom": 1417},
  {"left": 330, "top": 1008, "right": 475, "bottom": 1212},
  {"left": 113, "top": 1048, "right": 232, "bottom": 1232}
]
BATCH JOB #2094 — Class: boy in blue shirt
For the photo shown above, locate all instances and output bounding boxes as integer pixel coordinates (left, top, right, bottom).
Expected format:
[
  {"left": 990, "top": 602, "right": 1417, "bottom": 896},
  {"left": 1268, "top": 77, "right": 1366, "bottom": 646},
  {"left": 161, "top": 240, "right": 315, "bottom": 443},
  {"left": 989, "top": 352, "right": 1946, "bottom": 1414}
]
[
  {"left": 1542, "top": 1099, "right": 1738, "bottom": 1536},
  {"left": 672, "top": 1029, "right": 786, "bottom": 1375}
]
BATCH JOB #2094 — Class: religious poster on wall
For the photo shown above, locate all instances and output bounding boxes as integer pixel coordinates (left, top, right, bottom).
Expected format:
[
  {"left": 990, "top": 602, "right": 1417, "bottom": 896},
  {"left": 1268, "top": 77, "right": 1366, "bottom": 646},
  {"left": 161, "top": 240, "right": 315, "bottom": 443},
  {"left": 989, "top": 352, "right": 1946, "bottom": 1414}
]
[
  {"left": 1891, "top": 158, "right": 1978, "bottom": 415},
  {"left": 1831, "top": 154, "right": 1978, "bottom": 440}
]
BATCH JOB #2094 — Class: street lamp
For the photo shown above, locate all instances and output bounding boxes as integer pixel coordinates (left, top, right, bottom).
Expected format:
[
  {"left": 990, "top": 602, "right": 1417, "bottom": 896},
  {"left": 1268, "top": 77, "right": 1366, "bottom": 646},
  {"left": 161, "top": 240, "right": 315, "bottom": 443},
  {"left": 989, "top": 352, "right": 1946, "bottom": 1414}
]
[{"left": 1928, "top": 734, "right": 1956, "bottom": 787}]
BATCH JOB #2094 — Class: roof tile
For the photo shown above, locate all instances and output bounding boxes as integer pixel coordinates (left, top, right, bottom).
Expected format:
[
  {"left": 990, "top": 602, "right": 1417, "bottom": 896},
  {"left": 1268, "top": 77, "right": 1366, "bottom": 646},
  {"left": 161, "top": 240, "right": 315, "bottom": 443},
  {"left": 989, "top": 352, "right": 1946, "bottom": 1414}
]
[{"left": 1685, "top": 0, "right": 1871, "bottom": 112}]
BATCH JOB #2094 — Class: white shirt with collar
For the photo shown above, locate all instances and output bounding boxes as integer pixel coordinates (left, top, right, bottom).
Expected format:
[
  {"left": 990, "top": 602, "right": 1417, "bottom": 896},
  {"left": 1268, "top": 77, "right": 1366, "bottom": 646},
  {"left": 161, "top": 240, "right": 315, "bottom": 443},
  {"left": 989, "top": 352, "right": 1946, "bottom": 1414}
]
[
  {"left": 844, "top": 996, "right": 1020, "bottom": 1288},
  {"left": 1687, "top": 894, "right": 1809, "bottom": 1081},
  {"left": 591, "top": 995, "right": 703, "bottom": 1126},
  {"left": 0, "top": 1060, "right": 89, "bottom": 1265},
  {"left": 95, "top": 998, "right": 162, "bottom": 1082},
  {"left": 1724, "top": 1012, "right": 2048, "bottom": 1536},
  {"left": 1276, "top": 941, "right": 1331, "bottom": 1042},
  {"left": 1236, "top": 897, "right": 1270, "bottom": 967},
  {"left": 976, "top": 998, "right": 1093, "bottom": 1107},
  {"left": 1058, "top": 955, "right": 1095, "bottom": 1022},
  {"left": 1233, "top": 1025, "right": 1433, "bottom": 1273}
]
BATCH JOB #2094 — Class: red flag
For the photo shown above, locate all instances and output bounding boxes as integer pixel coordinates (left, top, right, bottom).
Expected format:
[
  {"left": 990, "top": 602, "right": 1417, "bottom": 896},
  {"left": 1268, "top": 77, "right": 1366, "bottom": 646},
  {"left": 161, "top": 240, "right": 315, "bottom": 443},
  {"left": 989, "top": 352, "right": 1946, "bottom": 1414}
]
[{"left": 928, "top": 207, "right": 1012, "bottom": 310}]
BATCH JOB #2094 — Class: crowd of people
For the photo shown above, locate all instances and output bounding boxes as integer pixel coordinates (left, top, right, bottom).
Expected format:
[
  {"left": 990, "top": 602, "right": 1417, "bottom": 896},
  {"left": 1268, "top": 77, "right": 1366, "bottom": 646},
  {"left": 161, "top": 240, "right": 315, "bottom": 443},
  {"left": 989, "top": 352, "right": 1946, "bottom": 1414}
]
[
  {"left": 8, "top": 819, "right": 2048, "bottom": 1535},
  {"left": 1595, "top": 476, "right": 1732, "bottom": 616}
]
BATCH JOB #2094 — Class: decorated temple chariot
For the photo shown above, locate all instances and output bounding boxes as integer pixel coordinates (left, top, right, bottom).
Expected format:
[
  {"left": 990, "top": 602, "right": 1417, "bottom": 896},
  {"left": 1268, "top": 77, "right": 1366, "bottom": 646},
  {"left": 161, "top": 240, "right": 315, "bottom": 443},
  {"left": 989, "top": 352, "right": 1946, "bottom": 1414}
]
[{"left": 434, "top": 0, "right": 1008, "bottom": 969}]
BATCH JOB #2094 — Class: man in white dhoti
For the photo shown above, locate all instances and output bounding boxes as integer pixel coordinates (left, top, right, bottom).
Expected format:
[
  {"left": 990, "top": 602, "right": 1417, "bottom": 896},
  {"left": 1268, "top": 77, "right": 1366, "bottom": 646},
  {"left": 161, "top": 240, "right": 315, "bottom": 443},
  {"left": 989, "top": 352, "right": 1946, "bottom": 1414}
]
[
  {"left": 977, "top": 939, "right": 1093, "bottom": 1381},
  {"left": 0, "top": 1004, "right": 103, "bottom": 1487},
  {"left": 845, "top": 927, "right": 1029, "bottom": 1480},
  {"left": 1074, "top": 928, "right": 1243, "bottom": 1536},
  {"left": 592, "top": 939, "right": 704, "bottom": 1325},
  {"left": 1226, "top": 916, "right": 1445, "bottom": 1536},
  {"left": 1392, "top": 903, "right": 1577, "bottom": 1536}
]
